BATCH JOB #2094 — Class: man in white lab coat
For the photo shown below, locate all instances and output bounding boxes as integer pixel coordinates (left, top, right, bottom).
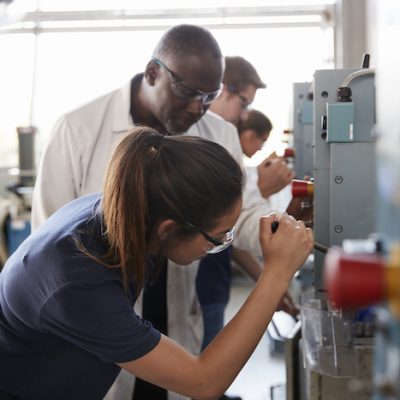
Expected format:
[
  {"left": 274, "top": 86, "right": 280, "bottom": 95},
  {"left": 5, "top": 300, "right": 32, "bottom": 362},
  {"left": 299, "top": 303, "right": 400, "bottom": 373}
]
[{"left": 32, "top": 24, "right": 258, "bottom": 400}]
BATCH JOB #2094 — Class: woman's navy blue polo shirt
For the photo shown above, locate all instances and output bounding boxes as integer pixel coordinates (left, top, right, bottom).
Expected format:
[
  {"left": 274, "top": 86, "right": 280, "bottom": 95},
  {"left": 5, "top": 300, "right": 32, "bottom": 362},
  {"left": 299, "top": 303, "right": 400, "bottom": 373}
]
[{"left": 0, "top": 193, "right": 160, "bottom": 399}]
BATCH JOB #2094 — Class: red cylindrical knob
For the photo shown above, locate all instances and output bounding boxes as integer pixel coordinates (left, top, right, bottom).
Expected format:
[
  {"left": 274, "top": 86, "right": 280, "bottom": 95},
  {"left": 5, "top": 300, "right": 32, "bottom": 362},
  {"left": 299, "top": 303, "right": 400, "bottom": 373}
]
[
  {"left": 291, "top": 179, "right": 314, "bottom": 198},
  {"left": 284, "top": 148, "right": 295, "bottom": 158},
  {"left": 324, "top": 247, "right": 386, "bottom": 309}
]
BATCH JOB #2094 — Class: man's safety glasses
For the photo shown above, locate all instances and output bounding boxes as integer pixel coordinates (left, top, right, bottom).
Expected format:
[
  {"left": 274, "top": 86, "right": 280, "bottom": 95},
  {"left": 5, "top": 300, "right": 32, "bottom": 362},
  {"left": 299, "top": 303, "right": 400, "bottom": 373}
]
[
  {"left": 152, "top": 57, "right": 223, "bottom": 105},
  {"left": 227, "top": 84, "right": 251, "bottom": 111}
]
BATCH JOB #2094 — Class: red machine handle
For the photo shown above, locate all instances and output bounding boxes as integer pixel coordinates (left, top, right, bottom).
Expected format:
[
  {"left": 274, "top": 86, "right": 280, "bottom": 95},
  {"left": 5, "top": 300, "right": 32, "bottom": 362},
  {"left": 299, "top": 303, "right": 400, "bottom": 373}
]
[
  {"left": 324, "top": 248, "right": 386, "bottom": 309},
  {"left": 291, "top": 179, "right": 314, "bottom": 198},
  {"left": 283, "top": 148, "right": 295, "bottom": 158}
]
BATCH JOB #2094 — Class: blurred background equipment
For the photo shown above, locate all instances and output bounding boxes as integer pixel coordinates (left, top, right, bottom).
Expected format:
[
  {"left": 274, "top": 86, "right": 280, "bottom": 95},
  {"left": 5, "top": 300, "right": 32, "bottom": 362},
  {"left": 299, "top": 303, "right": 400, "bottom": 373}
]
[
  {"left": 292, "top": 82, "right": 314, "bottom": 179},
  {"left": 0, "top": 125, "right": 35, "bottom": 269}
]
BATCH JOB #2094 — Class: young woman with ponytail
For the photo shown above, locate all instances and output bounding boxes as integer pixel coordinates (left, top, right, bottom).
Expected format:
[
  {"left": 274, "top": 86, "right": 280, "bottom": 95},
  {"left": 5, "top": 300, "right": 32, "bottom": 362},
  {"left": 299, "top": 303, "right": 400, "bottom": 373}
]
[{"left": 0, "top": 126, "right": 313, "bottom": 400}]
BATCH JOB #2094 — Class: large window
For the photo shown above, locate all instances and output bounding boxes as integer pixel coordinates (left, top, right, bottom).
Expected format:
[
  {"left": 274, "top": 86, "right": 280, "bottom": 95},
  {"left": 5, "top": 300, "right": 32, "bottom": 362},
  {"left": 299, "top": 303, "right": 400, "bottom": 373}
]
[
  {"left": 0, "top": 1, "right": 334, "bottom": 168},
  {"left": 0, "top": 33, "right": 35, "bottom": 166}
]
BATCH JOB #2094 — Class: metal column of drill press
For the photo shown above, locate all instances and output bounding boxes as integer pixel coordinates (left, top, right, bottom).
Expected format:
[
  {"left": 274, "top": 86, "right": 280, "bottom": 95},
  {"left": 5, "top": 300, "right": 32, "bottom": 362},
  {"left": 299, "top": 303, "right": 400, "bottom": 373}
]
[
  {"left": 295, "top": 68, "right": 376, "bottom": 400},
  {"left": 292, "top": 82, "right": 314, "bottom": 179},
  {"left": 313, "top": 68, "right": 376, "bottom": 291}
]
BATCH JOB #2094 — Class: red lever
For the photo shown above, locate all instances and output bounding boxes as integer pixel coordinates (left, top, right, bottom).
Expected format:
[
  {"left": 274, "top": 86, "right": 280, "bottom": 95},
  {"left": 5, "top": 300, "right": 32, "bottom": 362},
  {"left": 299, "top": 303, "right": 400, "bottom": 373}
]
[
  {"left": 291, "top": 179, "right": 314, "bottom": 198},
  {"left": 324, "top": 248, "right": 386, "bottom": 309},
  {"left": 284, "top": 148, "right": 295, "bottom": 158}
]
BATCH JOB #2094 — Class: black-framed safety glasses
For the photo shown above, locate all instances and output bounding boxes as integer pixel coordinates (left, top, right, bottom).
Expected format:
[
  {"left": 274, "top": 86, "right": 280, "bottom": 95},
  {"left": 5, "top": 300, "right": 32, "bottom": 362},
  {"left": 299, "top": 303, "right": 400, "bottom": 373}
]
[
  {"left": 227, "top": 84, "right": 252, "bottom": 110},
  {"left": 185, "top": 221, "right": 235, "bottom": 254},
  {"left": 152, "top": 57, "right": 223, "bottom": 105}
]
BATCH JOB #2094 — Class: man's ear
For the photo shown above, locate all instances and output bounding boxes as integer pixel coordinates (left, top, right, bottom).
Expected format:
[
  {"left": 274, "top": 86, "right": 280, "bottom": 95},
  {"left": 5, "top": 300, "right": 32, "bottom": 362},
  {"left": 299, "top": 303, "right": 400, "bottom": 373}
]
[
  {"left": 222, "top": 83, "right": 231, "bottom": 96},
  {"left": 157, "top": 219, "right": 177, "bottom": 241},
  {"left": 223, "top": 85, "right": 236, "bottom": 100},
  {"left": 144, "top": 60, "right": 159, "bottom": 86}
]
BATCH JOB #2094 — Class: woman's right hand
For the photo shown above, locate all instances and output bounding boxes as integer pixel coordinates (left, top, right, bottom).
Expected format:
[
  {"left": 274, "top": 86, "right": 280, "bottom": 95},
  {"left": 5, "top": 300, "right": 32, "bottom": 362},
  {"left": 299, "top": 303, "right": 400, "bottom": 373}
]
[{"left": 259, "top": 213, "right": 313, "bottom": 281}]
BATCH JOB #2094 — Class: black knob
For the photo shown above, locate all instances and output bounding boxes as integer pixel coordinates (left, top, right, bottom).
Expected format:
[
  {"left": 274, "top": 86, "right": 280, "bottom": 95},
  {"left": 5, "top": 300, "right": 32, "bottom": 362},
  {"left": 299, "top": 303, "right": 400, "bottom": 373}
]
[{"left": 337, "top": 87, "right": 352, "bottom": 102}]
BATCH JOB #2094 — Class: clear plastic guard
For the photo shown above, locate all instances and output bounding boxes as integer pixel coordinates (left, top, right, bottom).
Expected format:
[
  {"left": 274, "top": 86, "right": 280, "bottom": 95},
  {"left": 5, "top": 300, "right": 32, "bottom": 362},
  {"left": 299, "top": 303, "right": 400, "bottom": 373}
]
[{"left": 300, "top": 291, "right": 358, "bottom": 377}]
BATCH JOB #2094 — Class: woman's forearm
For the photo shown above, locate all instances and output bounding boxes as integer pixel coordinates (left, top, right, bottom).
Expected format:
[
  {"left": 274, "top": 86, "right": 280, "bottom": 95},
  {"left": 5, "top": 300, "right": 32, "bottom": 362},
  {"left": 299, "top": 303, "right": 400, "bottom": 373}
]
[{"left": 196, "top": 266, "right": 289, "bottom": 397}]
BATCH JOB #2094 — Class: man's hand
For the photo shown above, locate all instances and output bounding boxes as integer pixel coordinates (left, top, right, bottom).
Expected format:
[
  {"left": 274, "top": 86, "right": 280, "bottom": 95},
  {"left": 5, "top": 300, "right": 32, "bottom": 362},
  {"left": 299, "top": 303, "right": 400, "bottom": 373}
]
[
  {"left": 257, "top": 157, "right": 294, "bottom": 199},
  {"left": 286, "top": 197, "right": 313, "bottom": 227},
  {"left": 286, "top": 175, "right": 313, "bottom": 227},
  {"left": 276, "top": 290, "right": 299, "bottom": 318}
]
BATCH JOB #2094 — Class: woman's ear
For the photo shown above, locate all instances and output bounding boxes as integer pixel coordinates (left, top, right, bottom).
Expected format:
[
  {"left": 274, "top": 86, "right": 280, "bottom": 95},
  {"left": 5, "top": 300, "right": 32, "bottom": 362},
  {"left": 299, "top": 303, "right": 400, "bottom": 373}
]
[
  {"left": 239, "top": 128, "right": 254, "bottom": 145},
  {"left": 157, "top": 219, "right": 177, "bottom": 241}
]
